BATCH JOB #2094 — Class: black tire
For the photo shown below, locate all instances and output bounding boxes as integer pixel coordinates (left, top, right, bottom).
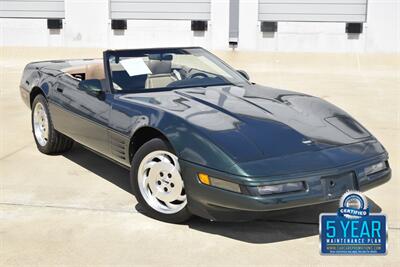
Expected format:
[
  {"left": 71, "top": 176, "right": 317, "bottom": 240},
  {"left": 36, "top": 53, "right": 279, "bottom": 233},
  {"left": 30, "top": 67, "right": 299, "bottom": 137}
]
[
  {"left": 130, "top": 138, "right": 192, "bottom": 223},
  {"left": 31, "top": 94, "right": 74, "bottom": 154}
]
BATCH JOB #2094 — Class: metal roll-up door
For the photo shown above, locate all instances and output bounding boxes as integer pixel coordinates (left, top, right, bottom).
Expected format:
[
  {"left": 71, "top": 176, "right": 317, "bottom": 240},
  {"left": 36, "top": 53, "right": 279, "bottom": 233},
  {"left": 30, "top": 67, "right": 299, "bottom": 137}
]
[
  {"left": 259, "top": 0, "right": 367, "bottom": 22},
  {"left": 110, "top": 0, "right": 211, "bottom": 20},
  {"left": 0, "top": 0, "right": 65, "bottom": 18}
]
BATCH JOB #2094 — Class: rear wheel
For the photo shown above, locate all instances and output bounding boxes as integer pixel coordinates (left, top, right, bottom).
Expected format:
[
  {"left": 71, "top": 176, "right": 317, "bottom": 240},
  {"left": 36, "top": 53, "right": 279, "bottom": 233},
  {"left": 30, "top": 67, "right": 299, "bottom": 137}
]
[
  {"left": 131, "top": 138, "right": 191, "bottom": 223},
  {"left": 31, "top": 94, "right": 74, "bottom": 154}
]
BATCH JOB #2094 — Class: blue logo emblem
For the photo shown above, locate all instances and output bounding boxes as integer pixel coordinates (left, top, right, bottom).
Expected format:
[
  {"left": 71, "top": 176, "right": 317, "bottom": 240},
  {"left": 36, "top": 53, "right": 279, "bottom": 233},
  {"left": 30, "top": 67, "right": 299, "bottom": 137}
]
[{"left": 320, "top": 191, "right": 387, "bottom": 255}]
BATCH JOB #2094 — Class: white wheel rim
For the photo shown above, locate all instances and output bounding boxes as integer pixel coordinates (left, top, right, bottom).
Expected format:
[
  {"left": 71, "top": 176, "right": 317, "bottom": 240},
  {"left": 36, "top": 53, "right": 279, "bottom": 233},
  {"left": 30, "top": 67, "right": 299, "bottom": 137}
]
[
  {"left": 33, "top": 102, "right": 49, "bottom": 147},
  {"left": 137, "top": 150, "right": 187, "bottom": 214}
]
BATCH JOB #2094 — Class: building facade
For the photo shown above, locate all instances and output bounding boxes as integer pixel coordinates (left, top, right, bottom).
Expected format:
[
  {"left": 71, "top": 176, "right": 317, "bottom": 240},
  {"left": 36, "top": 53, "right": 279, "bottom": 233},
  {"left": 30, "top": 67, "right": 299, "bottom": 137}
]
[{"left": 0, "top": 0, "right": 398, "bottom": 52}]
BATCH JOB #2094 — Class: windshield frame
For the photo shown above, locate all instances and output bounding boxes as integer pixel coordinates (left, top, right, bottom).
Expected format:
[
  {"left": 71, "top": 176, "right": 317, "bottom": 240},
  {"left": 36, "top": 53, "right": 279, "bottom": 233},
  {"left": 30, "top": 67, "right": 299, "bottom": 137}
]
[{"left": 103, "top": 47, "right": 250, "bottom": 94}]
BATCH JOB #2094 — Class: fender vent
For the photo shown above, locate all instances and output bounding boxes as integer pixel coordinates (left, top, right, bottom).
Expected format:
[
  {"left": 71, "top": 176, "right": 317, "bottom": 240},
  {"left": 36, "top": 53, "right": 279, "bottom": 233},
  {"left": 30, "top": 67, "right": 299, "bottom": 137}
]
[{"left": 110, "top": 135, "right": 127, "bottom": 160}]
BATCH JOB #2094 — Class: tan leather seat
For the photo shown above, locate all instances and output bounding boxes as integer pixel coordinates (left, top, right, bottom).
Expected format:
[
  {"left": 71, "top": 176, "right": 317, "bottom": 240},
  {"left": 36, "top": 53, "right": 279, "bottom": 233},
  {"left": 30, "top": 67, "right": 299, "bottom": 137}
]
[
  {"left": 85, "top": 63, "right": 105, "bottom": 80},
  {"left": 146, "top": 74, "right": 176, "bottom": 88},
  {"left": 62, "top": 65, "right": 86, "bottom": 77},
  {"left": 62, "top": 62, "right": 105, "bottom": 80}
]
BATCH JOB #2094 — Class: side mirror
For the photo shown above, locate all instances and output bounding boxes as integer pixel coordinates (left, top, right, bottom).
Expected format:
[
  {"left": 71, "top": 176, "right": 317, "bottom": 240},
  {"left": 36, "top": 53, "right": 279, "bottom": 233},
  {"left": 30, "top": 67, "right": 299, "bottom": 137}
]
[
  {"left": 78, "top": 79, "right": 103, "bottom": 97},
  {"left": 237, "top": 70, "right": 250, "bottom": 80}
]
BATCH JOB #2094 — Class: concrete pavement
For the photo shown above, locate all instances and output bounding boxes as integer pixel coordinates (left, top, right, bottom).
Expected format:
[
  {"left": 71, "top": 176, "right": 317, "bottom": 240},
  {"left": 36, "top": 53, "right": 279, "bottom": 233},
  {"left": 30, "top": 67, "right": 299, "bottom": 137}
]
[{"left": 1, "top": 47, "right": 399, "bottom": 266}]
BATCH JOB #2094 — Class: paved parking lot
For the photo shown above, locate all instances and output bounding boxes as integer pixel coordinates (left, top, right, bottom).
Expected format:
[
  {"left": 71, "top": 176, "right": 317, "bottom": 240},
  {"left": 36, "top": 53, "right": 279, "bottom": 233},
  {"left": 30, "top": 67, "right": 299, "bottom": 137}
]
[{"left": 1, "top": 47, "right": 399, "bottom": 266}]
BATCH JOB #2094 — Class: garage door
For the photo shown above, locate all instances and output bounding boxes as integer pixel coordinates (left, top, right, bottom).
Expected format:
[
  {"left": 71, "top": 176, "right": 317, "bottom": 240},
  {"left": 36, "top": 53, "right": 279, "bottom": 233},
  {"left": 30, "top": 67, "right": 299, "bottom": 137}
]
[
  {"left": 0, "top": 0, "right": 64, "bottom": 18},
  {"left": 259, "top": 0, "right": 367, "bottom": 22},
  {"left": 110, "top": 0, "right": 211, "bottom": 20}
]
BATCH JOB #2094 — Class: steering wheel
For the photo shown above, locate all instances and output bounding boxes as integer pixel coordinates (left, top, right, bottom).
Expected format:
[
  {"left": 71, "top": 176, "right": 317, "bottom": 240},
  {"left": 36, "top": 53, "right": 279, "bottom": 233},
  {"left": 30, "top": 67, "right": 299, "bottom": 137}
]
[{"left": 189, "top": 72, "right": 209, "bottom": 79}]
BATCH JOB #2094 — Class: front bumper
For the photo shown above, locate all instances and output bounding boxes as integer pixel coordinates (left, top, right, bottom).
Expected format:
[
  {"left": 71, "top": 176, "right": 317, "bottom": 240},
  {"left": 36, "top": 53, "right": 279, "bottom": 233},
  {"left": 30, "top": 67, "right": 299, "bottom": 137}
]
[{"left": 180, "top": 154, "right": 391, "bottom": 221}]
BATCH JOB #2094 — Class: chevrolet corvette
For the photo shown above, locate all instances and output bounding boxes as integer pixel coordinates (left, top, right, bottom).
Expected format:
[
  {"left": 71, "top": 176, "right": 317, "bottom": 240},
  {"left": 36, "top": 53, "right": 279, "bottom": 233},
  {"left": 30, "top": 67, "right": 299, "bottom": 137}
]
[{"left": 20, "top": 47, "right": 391, "bottom": 223}]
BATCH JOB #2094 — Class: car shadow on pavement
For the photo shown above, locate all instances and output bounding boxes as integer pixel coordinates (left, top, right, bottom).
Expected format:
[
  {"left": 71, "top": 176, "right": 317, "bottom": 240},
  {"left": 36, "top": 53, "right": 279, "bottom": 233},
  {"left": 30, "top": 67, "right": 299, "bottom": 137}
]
[
  {"left": 63, "top": 144, "right": 132, "bottom": 194},
  {"left": 64, "top": 144, "right": 382, "bottom": 244},
  {"left": 188, "top": 199, "right": 381, "bottom": 244}
]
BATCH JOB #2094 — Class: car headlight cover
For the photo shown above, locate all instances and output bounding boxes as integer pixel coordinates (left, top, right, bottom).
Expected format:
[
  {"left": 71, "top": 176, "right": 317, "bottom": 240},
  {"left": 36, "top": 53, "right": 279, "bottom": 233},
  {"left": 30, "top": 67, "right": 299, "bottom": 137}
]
[
  {"left": 364, "top": 162, "right": 386, "bottom": 176},
  {"left": 257, "top": 181, "right": 305, "bottom": 196},
  {"left": 198, "top": 173, "right": 241, "bottom": 193}
]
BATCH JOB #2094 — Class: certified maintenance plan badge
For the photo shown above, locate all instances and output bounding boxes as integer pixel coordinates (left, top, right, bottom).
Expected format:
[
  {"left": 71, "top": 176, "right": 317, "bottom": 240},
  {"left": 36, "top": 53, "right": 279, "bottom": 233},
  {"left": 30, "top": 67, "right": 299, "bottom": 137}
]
[{"left": 320, "top": 191, "right": 387, "bottom": 255}]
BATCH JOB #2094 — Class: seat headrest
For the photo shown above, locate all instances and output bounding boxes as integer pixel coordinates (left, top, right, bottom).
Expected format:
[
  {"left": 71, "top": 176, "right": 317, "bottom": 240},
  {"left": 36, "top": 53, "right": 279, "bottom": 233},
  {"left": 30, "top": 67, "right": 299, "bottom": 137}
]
[
  {"left": 86, "top": 63, "right": 105, "bottom": 80},
  {"left": 147, "top": 60, "right": 171, "bottom": 75}
]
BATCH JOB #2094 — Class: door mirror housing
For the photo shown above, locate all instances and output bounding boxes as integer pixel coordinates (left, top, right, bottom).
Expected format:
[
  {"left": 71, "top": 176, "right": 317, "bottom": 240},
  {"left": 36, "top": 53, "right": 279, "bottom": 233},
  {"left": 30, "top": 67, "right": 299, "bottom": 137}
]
[
  {"left": 78, "top": 79, "right": 103, "bottom": 97},
  {"left": 237, "top": 70, "right": 250, "bottom": 80}
]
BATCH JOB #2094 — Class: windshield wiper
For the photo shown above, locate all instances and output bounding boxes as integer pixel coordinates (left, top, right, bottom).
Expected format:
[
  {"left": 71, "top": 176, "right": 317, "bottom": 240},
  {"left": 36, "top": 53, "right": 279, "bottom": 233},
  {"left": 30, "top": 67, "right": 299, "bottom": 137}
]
[
  {"left": 199, "top": 82, "right": 235, "bottom": 88},
  {"left": 169, "top": 82, "right": 236, "bottom": 90}
]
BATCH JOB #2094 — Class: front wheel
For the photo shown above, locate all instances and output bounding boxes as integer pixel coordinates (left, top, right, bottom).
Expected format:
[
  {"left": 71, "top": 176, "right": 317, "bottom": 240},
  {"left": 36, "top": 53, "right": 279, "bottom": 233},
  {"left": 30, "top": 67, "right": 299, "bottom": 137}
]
[
  {"left": 130, "top": 138, "right": 191, "bottom": 223},
  {"left": 31, "top": 94, "right": 74, "bottom": 154}
]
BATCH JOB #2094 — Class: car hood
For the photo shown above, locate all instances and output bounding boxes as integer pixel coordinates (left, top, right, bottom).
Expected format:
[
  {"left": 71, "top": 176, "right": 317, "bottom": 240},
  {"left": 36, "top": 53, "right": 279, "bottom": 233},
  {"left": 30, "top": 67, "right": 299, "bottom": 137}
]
[{"left": 120, "top": 84, "right": 373, "bottom": 163}]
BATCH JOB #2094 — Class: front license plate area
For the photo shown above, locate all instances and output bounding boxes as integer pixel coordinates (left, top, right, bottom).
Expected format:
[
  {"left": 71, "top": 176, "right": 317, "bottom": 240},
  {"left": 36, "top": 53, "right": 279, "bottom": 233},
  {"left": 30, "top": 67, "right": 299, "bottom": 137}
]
[{"left": 322, "top": 172, "right": 355, "bottom": 200}]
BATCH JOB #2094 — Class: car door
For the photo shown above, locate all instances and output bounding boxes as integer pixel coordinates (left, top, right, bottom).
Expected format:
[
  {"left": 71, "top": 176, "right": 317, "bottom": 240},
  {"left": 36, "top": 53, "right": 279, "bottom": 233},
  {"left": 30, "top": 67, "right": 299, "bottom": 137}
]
[{"left": 49, "top": 73, "right": 110, "bottom": 155}]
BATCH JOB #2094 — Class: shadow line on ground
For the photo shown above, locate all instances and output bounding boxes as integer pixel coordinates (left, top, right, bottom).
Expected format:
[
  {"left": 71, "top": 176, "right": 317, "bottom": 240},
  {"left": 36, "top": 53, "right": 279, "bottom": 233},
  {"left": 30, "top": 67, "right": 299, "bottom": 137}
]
[{"left": 64, "top": 143, "right": 382, "bottom": 244}]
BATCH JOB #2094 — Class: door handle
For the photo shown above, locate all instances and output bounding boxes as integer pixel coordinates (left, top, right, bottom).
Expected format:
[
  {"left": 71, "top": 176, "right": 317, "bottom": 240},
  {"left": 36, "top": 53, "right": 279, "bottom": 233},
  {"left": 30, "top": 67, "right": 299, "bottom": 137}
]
[{"left": 56, "top": 87, "right": 64, "bottom": 93}]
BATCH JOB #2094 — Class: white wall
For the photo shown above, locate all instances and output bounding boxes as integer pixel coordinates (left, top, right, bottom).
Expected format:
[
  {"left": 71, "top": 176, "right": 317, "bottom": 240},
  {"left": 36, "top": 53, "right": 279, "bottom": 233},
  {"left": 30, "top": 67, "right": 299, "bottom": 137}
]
[
  {"left": 0, "top": 0, "right": 398, "bottom": 52},
  {"left": 0, "top": 18, "right": 64, "bottom": 47},
  {"left": 239, "top": 0, "right": 400, "bottom": 53},
  {"left": 108, "top": 20, "right": 211, "bottom": 49},
  {"left": 64, "top": 0, "right": 109, "bottom": 47},
  {"left": 364, "top": 0, "right": 400, "bottom": 52}
]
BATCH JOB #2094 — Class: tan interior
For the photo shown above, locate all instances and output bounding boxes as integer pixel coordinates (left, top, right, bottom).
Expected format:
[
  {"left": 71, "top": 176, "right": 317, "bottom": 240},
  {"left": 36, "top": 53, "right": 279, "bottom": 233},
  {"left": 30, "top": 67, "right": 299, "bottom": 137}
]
[
  {"left": 86, "top": 63, "right": 105, "bottom": 80},
  {"left": 62, "top": 62, "right": 105, "bottom": 80},
  {"left": 145, "top": 74, "right": 176, "bottom": 88},
  {"left": 62, "top": 60, "right": 175, "bottom": 89}
]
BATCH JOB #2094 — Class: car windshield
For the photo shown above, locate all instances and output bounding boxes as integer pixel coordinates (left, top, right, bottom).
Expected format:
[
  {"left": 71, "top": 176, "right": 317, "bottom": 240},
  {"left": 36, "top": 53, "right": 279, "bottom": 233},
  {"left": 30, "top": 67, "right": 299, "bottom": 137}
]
[{"left": 106, "top": 47, "right": 249, "bottom": 93}]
